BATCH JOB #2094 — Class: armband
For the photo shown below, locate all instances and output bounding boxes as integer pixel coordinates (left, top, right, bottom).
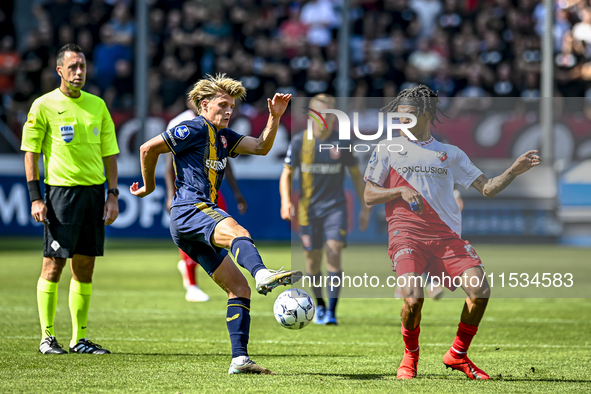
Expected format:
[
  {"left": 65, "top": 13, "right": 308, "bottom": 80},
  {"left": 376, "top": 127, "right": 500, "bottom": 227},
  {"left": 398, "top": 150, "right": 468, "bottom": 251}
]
[{"left": 27, "top": 180, "right": 43, "bottom": 202}]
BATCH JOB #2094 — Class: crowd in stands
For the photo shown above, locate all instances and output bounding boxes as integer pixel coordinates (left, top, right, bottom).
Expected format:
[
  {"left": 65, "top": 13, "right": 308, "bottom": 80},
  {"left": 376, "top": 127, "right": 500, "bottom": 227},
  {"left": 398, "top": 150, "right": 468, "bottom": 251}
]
[{"left": 2, "top": 0, "right": 591, "bottom": 139}]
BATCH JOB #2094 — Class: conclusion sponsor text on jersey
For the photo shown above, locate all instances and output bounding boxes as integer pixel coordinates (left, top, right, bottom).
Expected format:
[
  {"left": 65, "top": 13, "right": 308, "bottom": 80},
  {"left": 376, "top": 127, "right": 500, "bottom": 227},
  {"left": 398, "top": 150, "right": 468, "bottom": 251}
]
[
  {"left": 161, "top": 116, "right": 243, "bottom": 207},
  {"left": 364, "top": 136, "right": 482, "bottom": 241},
  {"left": 285, "top": 130, "right": 357, "bottom": 225}
]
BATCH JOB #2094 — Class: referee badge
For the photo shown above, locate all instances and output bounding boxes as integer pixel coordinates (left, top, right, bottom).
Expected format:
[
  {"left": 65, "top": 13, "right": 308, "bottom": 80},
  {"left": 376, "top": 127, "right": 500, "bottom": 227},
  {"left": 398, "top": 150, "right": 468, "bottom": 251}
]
[
  {"left": 60, "top": 125, "right": 75, "bottom": 143},
  {"left": 174, "top": 125, "right": 190, "bottom": 140}
]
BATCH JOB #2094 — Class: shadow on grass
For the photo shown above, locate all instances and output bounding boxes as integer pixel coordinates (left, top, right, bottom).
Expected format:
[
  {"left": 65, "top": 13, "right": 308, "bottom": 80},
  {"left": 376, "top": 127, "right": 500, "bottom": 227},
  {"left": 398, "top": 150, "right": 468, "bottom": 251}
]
[
  {"left": 112, "top": 352, "right": 364, "bottom": 358},
  {"left": 307, "top": 372, "right": 591, "bottom": 383}
]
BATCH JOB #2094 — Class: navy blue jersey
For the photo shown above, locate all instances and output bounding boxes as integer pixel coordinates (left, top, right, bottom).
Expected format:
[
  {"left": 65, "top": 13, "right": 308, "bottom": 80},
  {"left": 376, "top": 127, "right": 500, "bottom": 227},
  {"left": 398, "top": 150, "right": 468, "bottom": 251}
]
[
  {"left": 285, "top": 130, "right": 357, "bottom": 225},
  {"left": 161, "top": 116, "right": 244, "bottom": 207}
]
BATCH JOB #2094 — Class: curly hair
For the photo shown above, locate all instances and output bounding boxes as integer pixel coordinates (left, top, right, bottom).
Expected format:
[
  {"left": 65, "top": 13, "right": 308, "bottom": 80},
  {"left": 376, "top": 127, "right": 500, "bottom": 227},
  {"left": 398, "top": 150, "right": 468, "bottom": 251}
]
[
  {"left": 188, "top": 73, "right": 247, "bottom": 115},
  {"left": 382, "top": 84, "right": 449, "bottom": 128}
]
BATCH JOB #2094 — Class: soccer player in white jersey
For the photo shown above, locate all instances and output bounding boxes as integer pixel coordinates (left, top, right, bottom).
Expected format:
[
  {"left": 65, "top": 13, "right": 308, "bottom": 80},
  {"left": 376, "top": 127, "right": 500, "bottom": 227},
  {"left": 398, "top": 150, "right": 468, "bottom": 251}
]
[{"left": 363, "top": 85, "right": 541, "bottom": 380}]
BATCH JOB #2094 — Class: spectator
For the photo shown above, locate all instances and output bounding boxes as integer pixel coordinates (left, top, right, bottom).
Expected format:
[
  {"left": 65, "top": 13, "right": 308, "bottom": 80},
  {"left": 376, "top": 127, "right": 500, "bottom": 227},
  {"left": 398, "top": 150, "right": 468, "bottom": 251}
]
[
  {"left": 0, "top": 35, "right": 20, "bottom": 96},
  {"left": 93, "top": 24, "right": 132, "bottom": 92},
  {"left": 300, "top": 0, "right": 339, "bottom": 47},
  {"left": 108, "top": 3, "right": 135, "bottom": 47}
]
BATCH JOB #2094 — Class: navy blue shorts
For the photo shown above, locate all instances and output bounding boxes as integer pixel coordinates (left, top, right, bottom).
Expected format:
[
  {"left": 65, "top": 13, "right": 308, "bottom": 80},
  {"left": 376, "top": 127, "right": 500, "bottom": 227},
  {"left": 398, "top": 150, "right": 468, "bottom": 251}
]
[
  {"left": 170, "top": 202, "right": 231, "bottom": 275},
  {"left": 299, "top": 207, "right": 348, "bottom": 251}
]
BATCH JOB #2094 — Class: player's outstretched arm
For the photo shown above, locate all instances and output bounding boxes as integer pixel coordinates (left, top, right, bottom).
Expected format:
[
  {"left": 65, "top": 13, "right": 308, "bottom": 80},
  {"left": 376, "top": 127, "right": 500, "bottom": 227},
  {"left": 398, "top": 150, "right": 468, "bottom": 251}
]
[
  {"left": 234, "top": 93, "right": 292, "bottom": 156},
  {"left": 364, "top": 181, "right": 424, "bottom": 214},
  {"left": 471, "top": 150, "right": 541, "bottom": 198},
  {"left": 130, "top": 135, "right": 171, "bottom": 198},
  {"left": 279, "top": 165, "right": 292, "bottom": 221}
]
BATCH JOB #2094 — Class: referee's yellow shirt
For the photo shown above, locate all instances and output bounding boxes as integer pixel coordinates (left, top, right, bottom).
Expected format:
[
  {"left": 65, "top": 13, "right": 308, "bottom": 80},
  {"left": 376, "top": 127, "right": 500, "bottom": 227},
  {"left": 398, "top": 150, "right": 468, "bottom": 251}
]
[{"left": 21, "top": 88, "right": 120, "bottom": 187}]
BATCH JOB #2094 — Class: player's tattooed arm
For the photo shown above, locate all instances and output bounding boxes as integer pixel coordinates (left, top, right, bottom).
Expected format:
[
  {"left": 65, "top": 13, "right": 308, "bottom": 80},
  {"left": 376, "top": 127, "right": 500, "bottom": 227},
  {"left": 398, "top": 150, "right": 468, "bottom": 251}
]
[
  {"left": 364, "top": 181, "right": 424, "bottom": 214},
  {"left": 471, "top": 150, "right": 541, "bottom": 198}
]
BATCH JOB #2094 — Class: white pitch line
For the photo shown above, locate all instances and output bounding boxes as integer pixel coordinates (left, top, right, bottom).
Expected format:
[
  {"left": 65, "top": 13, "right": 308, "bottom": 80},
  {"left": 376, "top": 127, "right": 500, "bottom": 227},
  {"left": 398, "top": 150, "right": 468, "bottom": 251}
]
[
  {"left": 4, "top": 335, "right": 589, "bottom": 349},
  {"left": 1, "top": 305, "right": 590, "bottom": 324}
]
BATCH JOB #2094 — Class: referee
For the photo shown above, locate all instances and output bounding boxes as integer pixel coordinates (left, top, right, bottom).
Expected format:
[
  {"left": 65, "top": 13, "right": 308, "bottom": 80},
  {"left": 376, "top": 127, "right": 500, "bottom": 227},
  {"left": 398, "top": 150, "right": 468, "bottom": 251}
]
[{"left": 21, "top": 44, "right": 120, "bottom": 355}]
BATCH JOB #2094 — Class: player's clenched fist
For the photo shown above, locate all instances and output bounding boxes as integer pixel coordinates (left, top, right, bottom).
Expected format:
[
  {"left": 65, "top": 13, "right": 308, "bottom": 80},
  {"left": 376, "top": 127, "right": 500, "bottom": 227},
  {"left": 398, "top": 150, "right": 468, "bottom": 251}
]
[{"left": 400, "top": 186, "right": 424, "bottom": 215}]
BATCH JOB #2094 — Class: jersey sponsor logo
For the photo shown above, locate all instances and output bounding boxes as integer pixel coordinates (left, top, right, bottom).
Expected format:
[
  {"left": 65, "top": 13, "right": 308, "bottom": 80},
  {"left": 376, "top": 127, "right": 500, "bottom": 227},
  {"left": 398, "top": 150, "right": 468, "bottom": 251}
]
[
  {"left": 301, "top": 162, "right": 342, "bottom": 174},
  {"left": 59, "top": 125, "right": 74, "bottom": 143},
  {"left": 398, "top": 151, "right": 408, "bottom": 157},
  {"left": 166, "top": 129, "right": 177, "bottom": 146},
  {"left": 174, "top": 125, "right": 190, "bottom": 140},
  {"left": 206, "top": 157, "right": 227, "bottom": 171},
  {"left": 92, "top": 127, "right": 99, "bottom": 136},
  {"left": 396, "top": 166, "right": 448, "bottom": 176},
  {"left": 437, "top": 150, "right": 448, "bottom": 162},
  {"left": 464, "top": 244, "right": 479, "bottom": 260},
  {"left": 329, "top": 146, "right": 341, "bottom": 159},
  {"left": 220, "top": 135, "right": 228, "bottom": 148}
]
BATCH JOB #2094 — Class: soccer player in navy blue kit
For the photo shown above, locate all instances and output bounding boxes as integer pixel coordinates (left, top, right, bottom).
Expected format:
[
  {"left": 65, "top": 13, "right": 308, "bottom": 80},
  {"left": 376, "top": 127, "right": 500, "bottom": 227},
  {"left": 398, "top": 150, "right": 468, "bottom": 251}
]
[
  {"left": 280, "top": 94, "right": 371, "bottom": 325},
  {"left": 131, "top": 74, "right": 300, "bottom": 375}
]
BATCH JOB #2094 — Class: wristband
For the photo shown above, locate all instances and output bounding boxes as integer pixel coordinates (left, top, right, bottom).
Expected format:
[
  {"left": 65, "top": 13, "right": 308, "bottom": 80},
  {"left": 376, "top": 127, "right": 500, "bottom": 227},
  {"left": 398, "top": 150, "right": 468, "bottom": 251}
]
[{"left": 27, "top": 180, "right": 43, "bottom": 202}]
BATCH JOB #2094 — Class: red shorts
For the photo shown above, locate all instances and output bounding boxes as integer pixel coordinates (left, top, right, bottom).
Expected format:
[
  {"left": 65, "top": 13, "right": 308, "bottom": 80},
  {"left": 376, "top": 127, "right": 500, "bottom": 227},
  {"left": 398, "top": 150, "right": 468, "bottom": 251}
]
[{"left": 390, "top": 233, "right": 483, "bottom": 291}]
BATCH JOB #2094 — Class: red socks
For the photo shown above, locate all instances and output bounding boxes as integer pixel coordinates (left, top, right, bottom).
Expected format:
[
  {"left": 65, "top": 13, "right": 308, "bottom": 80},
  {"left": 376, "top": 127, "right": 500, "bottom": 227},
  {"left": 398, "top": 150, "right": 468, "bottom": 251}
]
[
  {"left": 401, "top": 325, "right": 420, "bottom": 353},
  {"left": 179, "top": 250, "right": 198, "bottom": 286},
  {"left": 451, "top": 321, "right": 478, "bottom": 357}
]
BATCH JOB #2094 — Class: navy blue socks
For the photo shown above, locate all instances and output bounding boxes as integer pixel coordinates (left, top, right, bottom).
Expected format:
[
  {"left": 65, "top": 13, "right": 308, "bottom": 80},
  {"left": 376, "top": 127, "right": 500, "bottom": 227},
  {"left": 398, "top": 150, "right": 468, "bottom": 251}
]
[
  {"left": 231, "top": 237, "right": 265, "bottom": 278},
  {"left": 226, "top": 297, "right": 251, "bottom": 358},
  {"left": 327, "top": 271, "right": 341, "bottom": 313},
  {"left": 307, "top": 272, "right": 326, "bottom": 307}
]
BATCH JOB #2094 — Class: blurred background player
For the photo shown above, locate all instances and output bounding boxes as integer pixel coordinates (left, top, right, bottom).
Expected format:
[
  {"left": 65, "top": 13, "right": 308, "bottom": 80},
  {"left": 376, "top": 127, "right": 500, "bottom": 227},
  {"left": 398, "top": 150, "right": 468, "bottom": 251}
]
[
  {"left": 280, "top": 94, "right": 371, "bottom": 325},
  {"left": 165, "top": 94, "right": 248, "bottom": 302},
  {"left": 21, "top": 44, "right": 119, "bottom": 355},
  {"left": 364, "top": 85, "right": 541, "bottom": 380},
  {"left": 131, "top": 74, "right": 300, "bottom": 374}
]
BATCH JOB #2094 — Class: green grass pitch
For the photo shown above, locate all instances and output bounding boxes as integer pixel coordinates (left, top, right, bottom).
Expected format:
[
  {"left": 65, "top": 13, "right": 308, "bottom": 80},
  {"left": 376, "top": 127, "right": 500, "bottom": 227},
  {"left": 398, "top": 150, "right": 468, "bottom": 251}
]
[{"left": 0, "top": 238, "right": 590, "bottom": 393}]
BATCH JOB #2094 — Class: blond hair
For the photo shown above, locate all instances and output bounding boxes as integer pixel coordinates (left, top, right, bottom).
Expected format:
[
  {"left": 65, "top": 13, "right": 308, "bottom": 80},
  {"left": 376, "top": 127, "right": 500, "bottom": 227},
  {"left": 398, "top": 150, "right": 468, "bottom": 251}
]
[
  {"left": 188, "top": 74, "right": 247, "bottom": 115},
  {"left": 309, "top": 94, "right": 335, "bottom": 109}
]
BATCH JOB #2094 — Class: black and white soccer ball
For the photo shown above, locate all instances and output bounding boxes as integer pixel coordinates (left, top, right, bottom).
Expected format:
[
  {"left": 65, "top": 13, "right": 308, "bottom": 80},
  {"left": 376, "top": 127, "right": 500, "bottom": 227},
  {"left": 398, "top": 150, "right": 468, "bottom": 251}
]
[{"left": 273, "top": 289, "right": 316, "bottom": 330}]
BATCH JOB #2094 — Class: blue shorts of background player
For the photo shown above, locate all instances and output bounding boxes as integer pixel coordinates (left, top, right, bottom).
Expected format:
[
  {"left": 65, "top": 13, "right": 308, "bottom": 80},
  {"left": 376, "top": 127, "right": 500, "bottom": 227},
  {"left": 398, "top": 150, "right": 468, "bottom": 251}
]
[
  {"left": 299, "top": 208, "right": 348, "bottom": 252},
  {"left": 299, "top": 207, "right": 349, "bottom": 325}
]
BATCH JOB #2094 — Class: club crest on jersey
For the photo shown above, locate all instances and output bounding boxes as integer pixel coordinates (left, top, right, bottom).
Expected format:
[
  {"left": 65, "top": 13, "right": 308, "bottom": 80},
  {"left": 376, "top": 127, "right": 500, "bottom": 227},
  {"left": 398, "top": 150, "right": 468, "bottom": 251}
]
[
  {"left": 220, "top": 135, "right": 228, "bottom": 148},
  {"left": 437, "top": 150, "right": 448, "bottom": 162},
  {"left": 301, "top": 235, "right": 311, "bottom": 248},
  {"left": 174, "top": 125, "right": 189, "bottom": 140},
  {"left": 59, "top": 125, "right": 74, "bottom": 143},
  {"left": 369, "top": 151, "right": 377, "bottom": 164},
  {"left": 329, "top": 146, "right": 340, "bottom": 160},
  {"left": 464, "top": 244, "right": 479, "bottom": 260}
]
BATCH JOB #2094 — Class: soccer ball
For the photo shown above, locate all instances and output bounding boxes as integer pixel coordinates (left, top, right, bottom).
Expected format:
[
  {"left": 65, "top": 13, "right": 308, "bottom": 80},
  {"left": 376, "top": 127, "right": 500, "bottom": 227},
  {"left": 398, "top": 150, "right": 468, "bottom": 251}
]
[{"left": 273, "top": 289, "right": 315, "bottom": 330}]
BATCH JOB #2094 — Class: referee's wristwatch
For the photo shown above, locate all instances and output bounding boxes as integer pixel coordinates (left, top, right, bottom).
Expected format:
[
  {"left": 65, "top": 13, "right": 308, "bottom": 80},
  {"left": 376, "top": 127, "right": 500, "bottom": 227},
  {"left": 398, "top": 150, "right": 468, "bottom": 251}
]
[{"left": 107, "top": 188, "right": 119, "bottom": 198}]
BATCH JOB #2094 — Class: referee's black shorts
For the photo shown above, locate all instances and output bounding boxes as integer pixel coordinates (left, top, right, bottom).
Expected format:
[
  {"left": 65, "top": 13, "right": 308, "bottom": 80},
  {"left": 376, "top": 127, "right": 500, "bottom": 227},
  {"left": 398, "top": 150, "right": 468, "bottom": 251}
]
[{"left": 44, "top": 184, "right": 105, "bottom": 258}]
